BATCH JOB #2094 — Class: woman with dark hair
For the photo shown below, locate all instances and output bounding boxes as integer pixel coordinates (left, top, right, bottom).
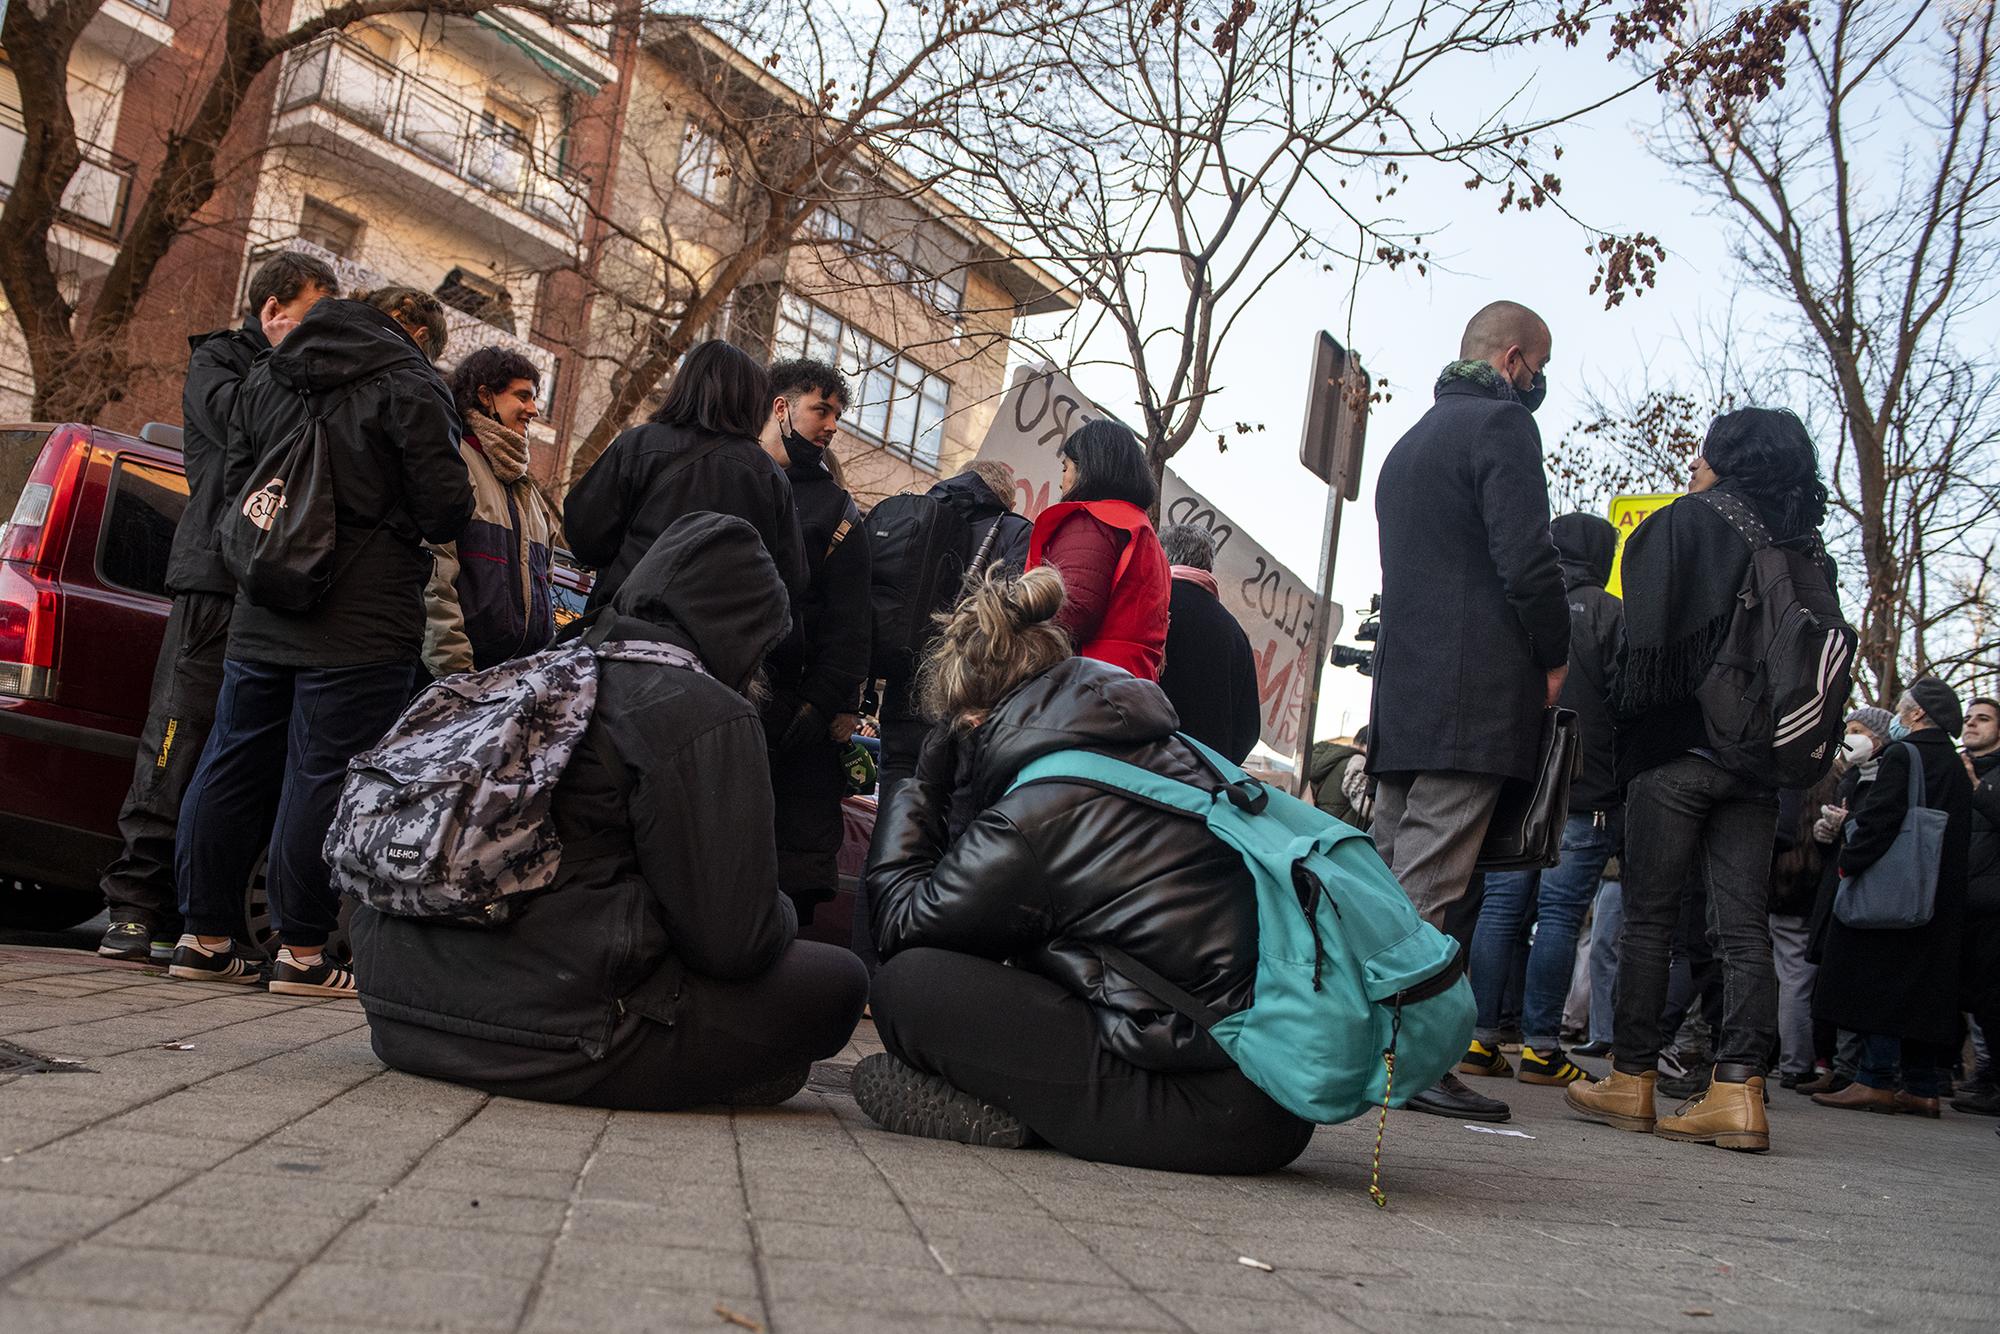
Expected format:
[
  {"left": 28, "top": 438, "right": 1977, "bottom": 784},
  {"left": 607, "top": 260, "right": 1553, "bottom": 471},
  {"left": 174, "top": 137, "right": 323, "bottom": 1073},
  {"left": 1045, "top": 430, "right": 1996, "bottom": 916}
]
[
  {"left": 564, "top": 339, "right": 806, "bottom": 609},
  {"left": 1024, "top": 419, "right": 1170, "bottom": 680},
  {"left": 1568, "top": 405, "right": 1837, "bottom": 1154},
  {"left": 421, "top": 346, "right": 561, "bottom": 677},
  {"left": 855, "top": 567, "right": 1314, "bottom": 1173}
]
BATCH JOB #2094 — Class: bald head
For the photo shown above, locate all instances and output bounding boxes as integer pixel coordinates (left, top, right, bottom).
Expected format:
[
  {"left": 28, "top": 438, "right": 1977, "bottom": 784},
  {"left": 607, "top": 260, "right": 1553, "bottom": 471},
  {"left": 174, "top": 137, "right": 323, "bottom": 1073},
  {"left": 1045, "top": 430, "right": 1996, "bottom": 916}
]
[{"left": 1461, "top": 301, "right": 1550, "bottom": 362}]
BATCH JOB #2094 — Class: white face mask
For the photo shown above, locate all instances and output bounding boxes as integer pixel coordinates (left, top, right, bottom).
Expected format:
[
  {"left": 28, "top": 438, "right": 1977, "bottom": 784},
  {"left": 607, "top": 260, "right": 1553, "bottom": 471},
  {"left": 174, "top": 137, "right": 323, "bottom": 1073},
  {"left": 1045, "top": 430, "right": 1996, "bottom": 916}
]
[{"left": 1841, "top": 733, "right": 1877, "bottom": 765}]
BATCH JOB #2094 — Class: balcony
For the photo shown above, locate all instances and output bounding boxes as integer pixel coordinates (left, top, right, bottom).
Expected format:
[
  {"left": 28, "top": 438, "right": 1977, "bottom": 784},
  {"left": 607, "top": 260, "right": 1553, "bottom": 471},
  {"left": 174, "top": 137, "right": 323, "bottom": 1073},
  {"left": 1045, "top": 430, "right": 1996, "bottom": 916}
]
[
  {"left": 80, "top": 0, "right": 176, "bottom": 60},
  {"left": 473, "top": 4, "right": 621, "bottom": 93},
  {"left": 274, "top": 37, "right": 586, "bottom": 266},
  {"left": 0, "top": 102, "right": 138, "bottom": 270},
  {"left": 252, "top": 237, "right": 559, "bottom": 399}
]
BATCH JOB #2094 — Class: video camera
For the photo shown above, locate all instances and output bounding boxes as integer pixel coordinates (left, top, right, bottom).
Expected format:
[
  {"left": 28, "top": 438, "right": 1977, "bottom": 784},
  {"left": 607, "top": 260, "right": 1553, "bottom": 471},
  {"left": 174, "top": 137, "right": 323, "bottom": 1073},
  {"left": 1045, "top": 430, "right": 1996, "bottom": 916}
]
[{"left": 1331, "top": 595, "right": 1380, "bottom": 676}]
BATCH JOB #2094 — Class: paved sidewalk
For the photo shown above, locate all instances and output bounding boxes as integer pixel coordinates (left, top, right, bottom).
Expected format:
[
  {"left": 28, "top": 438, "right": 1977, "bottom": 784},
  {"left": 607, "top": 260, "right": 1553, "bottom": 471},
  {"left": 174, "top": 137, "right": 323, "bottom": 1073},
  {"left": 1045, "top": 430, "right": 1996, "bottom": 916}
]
[{"left": 0, "top": 947, "right": 1995, "bottom": 1334}]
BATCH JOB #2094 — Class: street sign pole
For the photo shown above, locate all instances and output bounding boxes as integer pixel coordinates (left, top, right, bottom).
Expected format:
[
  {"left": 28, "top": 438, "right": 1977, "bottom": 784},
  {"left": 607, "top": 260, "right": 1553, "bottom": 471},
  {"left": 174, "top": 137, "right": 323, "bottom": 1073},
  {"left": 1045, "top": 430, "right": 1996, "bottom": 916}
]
[{"left": 1290, "top": 334, "right": 1367, "bottom": 797}]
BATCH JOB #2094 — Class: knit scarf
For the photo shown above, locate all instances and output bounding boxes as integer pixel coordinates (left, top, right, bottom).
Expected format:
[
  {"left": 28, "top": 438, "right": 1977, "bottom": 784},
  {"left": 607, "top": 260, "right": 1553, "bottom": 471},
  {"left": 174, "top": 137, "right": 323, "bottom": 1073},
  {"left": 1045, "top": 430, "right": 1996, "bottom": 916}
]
[
  {"left": 1614, "top": 486, "right": 1756, "bottom": 719},
  {"left": 1434, "top": 359, "right": 1519, "bottom": 402},
  {"left": 466, "top": 410, "right": 530, "bottom": 484},
  {"left": 1170, "top": 565, "right": 1219, "bottom": 597}
]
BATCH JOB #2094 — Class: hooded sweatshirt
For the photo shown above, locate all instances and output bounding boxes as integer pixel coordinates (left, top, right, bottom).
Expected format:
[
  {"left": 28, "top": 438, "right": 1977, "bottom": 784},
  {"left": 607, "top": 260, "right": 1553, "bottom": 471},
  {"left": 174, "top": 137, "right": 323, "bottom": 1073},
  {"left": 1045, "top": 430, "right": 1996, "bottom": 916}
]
[
  {"left": 168, "top": 316, "right": 269, "bottom": 597},
  {"left": 221, "top": 298, "right": 472, "bottom": 668},
  {"left": 1550, "top": 513, "right": 1624, "bottom": 811},
  {"left": 352, "top": 512, "right": 797, "bottom": 1079}
]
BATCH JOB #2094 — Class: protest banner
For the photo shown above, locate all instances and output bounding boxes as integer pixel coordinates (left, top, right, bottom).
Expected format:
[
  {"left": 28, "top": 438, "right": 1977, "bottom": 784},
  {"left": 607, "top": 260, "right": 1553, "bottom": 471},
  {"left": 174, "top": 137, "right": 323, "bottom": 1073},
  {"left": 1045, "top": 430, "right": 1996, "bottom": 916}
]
[
  {"left": 1605, "top": 491, "right": 1683, "bottom": 598},
  {"left": 973, "top": 365, "right": 1339, "bottom": 760}
]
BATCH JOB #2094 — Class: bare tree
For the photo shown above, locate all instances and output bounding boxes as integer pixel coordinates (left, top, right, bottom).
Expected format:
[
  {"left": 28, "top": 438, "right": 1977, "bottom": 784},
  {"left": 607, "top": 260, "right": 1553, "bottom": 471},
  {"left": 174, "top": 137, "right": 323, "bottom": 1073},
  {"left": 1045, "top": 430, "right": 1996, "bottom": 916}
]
[
  {"left": 1640, "top": 0, "right": 2000, "bottom": 701},
  {"left": 934, "top": 0, "right": 1810, "bottom": 490},
  {"left": 0, "top": 0, "right": 599, "bottom": 424},
  {"left": 560, "top": 3, "right": 1105, "bottom": 486}
]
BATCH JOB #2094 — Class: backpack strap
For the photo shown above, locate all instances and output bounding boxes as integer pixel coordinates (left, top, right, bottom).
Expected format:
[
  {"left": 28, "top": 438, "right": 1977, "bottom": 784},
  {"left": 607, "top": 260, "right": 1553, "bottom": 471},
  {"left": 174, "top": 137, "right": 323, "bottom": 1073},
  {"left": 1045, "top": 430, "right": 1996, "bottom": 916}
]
[
  {"left": 1693, "top": 489, "right": 1772, "bottom": 551},
  {"left": 1096, "top": 943, "right": 1226, "bottom": 1032},
  {"left": 960, "top": 518, "right": 1006, "bottom": 593}
]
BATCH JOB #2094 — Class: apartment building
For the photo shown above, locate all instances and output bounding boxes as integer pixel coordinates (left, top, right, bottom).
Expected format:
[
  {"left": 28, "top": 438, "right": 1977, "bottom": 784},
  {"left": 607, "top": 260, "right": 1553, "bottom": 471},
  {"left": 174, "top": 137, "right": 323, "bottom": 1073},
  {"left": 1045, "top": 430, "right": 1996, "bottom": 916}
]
[
  {"left": 2, "top": 5, "right": 1063, "bottom": 504},
  {"left": 573, "top": 21, "right": 1069, "bottom": 506}
]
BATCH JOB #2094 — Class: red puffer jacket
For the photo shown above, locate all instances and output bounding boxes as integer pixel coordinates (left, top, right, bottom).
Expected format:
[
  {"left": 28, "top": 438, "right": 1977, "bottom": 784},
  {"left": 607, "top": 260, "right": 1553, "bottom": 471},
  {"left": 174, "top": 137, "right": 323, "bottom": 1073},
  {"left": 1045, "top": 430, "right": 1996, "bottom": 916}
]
[{"left": 1026, "top": 499, "right": 1169, "bottom": 681}]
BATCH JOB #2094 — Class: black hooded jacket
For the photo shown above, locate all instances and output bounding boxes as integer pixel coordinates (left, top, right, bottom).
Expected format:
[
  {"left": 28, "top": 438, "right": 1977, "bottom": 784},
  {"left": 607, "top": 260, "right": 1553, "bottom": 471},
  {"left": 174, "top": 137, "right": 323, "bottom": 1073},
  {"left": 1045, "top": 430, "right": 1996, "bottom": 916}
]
[
  {"left": 167, "top": 316, "right": 269, "bottom": 596},
  {"left": 1971, "top": 750, "right": 2000, "bottom": 915},
  {"left": 766, "top": 454, "right": 871, "bottom": 722},
  {"left": 565, "top": 421, "right": 808, "bottom": 613},
  {"left": 221, "top": 299, "right": 472, "bottom": 667},
  {"left": 929, "top": 470, "right": 1032, "bottom": 574},
  {"left": 351, "top": 513, "right": 798, "bottom": 1076},
  {"left": 1550, "top": 513, "right": 1624, "bottom": 811},
  {"left": 868, "top": 657, "right": 1256, "bottom": 1073}
]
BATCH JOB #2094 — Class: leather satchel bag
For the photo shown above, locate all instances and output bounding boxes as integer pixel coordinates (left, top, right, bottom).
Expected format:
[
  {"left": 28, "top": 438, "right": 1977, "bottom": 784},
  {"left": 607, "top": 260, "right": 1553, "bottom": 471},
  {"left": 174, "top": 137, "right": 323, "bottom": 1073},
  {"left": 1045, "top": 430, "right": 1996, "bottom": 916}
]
[
  {"left": 1475, "top": 708, "right": 1581, "bottom": 872},
  {"left": 1833, "top": 742, "right": 1944, "bottom": 930}
]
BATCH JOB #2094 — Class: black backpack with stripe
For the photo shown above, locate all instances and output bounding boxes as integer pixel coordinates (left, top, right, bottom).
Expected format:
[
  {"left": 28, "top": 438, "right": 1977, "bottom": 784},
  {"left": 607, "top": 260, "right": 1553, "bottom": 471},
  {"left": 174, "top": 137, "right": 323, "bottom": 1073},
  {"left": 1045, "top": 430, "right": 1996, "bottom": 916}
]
[{"left": 1692, "top": 490, "right": 1855, "bottom": 787}]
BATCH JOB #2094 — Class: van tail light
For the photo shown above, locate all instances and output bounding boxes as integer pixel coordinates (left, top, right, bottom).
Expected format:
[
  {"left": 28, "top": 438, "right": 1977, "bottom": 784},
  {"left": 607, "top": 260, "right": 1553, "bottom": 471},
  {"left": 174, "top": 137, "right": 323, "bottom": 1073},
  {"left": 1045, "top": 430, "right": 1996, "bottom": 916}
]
[
  {"left": 0, "top": 563, "right": 56, "bottom": 698},
  {"left": 0, "top": 431, "right": 89, "bottom": 569},
  {"left": 0, "top": 431, "right": 85, "bottom": 698}
]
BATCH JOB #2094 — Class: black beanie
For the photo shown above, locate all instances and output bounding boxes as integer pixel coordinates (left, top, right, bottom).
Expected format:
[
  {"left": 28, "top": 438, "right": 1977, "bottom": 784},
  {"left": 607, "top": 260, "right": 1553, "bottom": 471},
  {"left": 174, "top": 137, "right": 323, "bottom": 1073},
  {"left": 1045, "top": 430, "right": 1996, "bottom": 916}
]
[{"left": 1908, "top": 676, "right": 1964, "bottom": 737}]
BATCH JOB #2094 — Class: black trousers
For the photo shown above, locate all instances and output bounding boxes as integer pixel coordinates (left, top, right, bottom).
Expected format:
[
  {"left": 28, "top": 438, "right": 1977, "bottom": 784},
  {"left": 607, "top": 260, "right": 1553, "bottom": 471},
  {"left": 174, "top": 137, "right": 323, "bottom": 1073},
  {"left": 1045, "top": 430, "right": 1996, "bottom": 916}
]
[
  {"left": 772, "top": 733, "right": 846, "bottom": 922},
  {"left": 368, "top": 940, "right": 869, "bottom": 1111},
  {"left": 100, "top": 590, "right": 233, "bottom": 929},
  {"left": 176, "top": 657, "right": 413, "bottom": 947},
  {"left": 854, "top": 709, "right": 931, "bottom": 970},
  {"left": 872, "top": 948, "right": 1315, "bottom": 1175}
]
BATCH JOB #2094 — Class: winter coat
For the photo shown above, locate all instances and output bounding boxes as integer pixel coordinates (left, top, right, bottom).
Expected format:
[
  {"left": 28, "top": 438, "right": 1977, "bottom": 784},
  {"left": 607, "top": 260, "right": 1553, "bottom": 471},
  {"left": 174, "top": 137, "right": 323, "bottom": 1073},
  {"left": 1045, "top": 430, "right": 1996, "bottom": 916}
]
[
  {"left": 1551, "top": 513, "right": 1624, "bottom": 811},
  {"left": 1815, "top": 729, "right": 1973, "bottom": 1045},
  {"left": 167, "top": 317, "right": 270, "bottom": 597},
  {"left": 564, "top": 421, "right": 807, "bottom": 613},
  {"left": 221, "top": 299, "right": 472, "bottom": 668},
  {"left": 1159, "top": 572, "right": 1261, "bottom": 764},
  {"left": 351, "top": 512, "right": 798, "bottom": 1080},
  {"left": 1770, "top": 768, "right": 1841, "bottom": 918},
  {"left": 1969, "top": 750, "right": 2000, "bottom": 916},
  {"left": 1027, "top": 500, "right": 1170, "bottom": 681},
  {"left": 765, "top": 456, "right": 871, "bottom": 723},
  {"left": 1612, "top": 486, "right": 1835, "bottom": 783},
  {"left": 1308, "top": 741, "right": 1367, "bottom": 829},
  {"left": 422, "top": 417, "right": 559, "bottom": 675},
  {"left": 868, "top": 656, "right": 1258, "bottom": 1073},
  {"left": 929, "top": 470, "right": 1033, "bottom": 575},
  {"left": 1806, "top": 764, "right": 1872, "bottom": 964},
  {"left": 1368, "top": 373, "right": 1568, "bottom": 782}
]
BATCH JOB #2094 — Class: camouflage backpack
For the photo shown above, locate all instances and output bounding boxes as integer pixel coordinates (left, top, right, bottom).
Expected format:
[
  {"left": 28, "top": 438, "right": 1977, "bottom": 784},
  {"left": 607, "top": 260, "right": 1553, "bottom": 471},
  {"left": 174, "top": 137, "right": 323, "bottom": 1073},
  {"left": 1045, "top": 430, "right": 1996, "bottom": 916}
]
[{"left": 324, "top": 620, "right": 705, "bottom": 923}]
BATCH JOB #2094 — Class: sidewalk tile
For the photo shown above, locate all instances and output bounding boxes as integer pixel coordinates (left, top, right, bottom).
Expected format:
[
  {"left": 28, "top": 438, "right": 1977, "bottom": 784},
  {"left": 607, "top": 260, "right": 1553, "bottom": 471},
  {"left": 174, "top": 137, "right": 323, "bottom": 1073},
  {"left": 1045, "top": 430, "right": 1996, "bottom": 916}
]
[
  {"left": 97, "top": 1201, "right": 349, "bottom": 1263},
  {"left": 0, "top": 1296, "right": 240, "bottom": 1333},
  {"left": 261, "top": 1261, "right": 530, "bottom": 1331},
  {"left": 9, "top": 1242, "right": 294, "bottom": 1316},
  {"left": 548, "top": 1238, "right": 760, "bottom": 1298},
  {"left": 956, "top": 1275, "right": 1178, "bottom": 1328},
  {"left": 522, "top": 1283, "right": 766, "bottom": 1334}
]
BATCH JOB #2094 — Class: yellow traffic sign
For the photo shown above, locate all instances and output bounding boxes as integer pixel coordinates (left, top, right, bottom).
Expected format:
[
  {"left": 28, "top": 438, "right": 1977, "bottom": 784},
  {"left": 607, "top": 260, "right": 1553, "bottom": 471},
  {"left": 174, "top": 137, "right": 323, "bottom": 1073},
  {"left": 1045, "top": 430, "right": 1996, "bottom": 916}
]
[{"left": 1606, "top": 492, "right": 1683, "bottom": 598}]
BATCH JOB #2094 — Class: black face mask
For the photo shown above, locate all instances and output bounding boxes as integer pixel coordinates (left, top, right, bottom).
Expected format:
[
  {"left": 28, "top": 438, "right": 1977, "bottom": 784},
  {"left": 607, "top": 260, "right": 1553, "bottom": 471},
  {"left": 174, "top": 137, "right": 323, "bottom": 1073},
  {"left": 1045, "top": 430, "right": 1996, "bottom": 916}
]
[
  {"left": 1518, "top": 371, "right": 1547, "bottom": 415},
  {"left": 778, "top": 407, "right": 825, "bottom": 470}
]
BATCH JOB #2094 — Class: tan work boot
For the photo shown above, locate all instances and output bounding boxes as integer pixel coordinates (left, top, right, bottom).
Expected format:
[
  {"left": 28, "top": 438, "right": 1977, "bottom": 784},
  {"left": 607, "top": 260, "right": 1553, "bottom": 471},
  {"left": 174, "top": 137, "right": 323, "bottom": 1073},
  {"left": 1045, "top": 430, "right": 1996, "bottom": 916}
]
[
  {"left": 1655, "top": 1070, "right": 1770, "bottom": 1152},
  {"left": 1564, "top": 1068, "right": 1657, "bottom": 1132}
]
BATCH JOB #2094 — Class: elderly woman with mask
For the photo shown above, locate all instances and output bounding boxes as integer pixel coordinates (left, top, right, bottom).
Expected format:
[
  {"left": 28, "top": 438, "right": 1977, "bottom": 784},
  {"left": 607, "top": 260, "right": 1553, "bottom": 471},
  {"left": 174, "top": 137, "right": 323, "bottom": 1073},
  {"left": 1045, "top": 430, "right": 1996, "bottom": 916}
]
[{"left": 1809, "top": 680, "right": 1975, "bottom": 1116}]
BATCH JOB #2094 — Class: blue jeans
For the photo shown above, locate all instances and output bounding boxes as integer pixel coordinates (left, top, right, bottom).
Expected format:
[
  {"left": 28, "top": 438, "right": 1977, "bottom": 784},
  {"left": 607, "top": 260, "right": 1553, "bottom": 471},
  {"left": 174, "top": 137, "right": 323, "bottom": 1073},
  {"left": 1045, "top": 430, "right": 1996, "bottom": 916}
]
[
  {"left": 1470, "top": 809, "right": 1623, "bottom": 1051},
  {"left": 176, "top": 658, "right": 413, "bottom": 947},
  {"left": 1588, "top": 880, "right": 1623, "bottom": 1045},
  {"left": 1857, "top": 1032, "right": 1945, "bottom": 1098}
]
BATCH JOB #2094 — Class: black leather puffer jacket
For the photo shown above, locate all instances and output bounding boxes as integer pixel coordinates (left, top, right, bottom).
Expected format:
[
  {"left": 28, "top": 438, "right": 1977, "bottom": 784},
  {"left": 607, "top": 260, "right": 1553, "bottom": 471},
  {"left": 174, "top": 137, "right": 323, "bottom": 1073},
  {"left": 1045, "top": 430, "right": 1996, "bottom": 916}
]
[{"left": 867, "top": 656, "right": 1256, "bottom": 1073}]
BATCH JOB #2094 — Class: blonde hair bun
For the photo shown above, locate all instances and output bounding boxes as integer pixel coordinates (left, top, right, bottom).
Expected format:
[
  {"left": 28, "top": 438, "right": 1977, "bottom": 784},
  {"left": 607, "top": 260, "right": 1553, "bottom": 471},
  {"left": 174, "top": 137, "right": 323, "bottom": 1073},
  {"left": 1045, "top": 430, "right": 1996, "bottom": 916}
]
[{"left": 1006, "top": 566, "right": 1065, "bottom": 627}]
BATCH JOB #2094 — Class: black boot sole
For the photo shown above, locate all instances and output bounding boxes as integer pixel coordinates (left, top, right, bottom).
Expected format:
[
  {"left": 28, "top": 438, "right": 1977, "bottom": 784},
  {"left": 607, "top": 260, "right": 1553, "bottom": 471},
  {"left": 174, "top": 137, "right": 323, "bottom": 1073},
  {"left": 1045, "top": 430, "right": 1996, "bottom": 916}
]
[{"left": 850, "top": 1054, "right": 1033, "bottom": 1148}]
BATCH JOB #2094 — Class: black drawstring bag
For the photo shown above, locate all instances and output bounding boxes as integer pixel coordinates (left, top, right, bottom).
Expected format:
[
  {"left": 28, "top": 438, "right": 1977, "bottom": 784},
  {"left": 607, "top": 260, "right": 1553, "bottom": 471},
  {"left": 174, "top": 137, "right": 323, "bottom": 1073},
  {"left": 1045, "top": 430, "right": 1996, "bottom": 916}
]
[{"left": 219, "top": 397, "right": 347, "bottom": 611}]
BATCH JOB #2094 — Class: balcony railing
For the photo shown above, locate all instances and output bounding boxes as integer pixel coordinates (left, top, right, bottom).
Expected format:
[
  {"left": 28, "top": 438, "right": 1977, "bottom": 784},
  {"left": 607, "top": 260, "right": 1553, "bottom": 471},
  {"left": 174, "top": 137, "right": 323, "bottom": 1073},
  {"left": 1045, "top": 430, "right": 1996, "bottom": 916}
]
[
  {"left": 252, "top": 238, "right": 560, "bottom": 404},
  {"left": 278, "top": 36, "right": 584, "bottom": 235},
  {"left": 126, "top": 0, "right": 172, "bottom": 18},
  {"left": 0, "top": 103, "right": 139, "bottom": 242}
]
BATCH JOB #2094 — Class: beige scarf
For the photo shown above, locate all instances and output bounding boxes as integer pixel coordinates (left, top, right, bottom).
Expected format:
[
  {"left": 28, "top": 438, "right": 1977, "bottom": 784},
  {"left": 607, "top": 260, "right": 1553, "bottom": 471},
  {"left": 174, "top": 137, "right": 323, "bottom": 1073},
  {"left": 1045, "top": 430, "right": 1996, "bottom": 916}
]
[{"left": 466, "top": 409, "right": 530, "bottom": 484}]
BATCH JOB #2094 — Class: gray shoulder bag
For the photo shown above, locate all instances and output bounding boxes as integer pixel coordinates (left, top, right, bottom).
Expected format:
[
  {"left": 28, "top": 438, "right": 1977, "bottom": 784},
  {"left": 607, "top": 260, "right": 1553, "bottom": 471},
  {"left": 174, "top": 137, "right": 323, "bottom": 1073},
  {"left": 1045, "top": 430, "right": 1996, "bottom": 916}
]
[{"left": 1833, "top": 742, "right": 1944, "bottom": 930}]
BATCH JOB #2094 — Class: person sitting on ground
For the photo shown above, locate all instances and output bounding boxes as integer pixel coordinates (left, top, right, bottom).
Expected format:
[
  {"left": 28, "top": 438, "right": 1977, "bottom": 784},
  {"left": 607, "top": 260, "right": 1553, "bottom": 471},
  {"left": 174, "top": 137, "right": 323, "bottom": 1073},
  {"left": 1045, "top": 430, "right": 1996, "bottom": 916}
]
[
  {"left": 1025, "top": 420, "right": 1170, "bottom": 681},
  {"left": 1157, "top": 521, "right": 1261, "bottom": 764},
  {"left": 421, "top": 347, "right": 562, "bottom": 679},
  {"left": 352, "top": 513, "right": 870, "bottom": 1109},
  {"left": 563, "top": 339, "right": 807, "bottom": 611},
  {"left": 1810, "top": 677, "right": 1973, "bottom": 1118},
  {"left": 856, "top": 566, "right": 1314, "bottom": 1174}
]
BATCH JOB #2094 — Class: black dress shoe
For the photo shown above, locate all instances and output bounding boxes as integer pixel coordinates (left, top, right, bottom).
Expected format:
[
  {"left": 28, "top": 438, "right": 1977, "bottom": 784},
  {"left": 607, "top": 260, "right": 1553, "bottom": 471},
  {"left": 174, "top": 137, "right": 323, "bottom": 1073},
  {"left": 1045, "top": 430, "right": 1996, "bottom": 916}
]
[
  {"left": 1571, "top": 1040, "right": 1612, "bottom": 1059},
  {"left": 1406, "top": 1071, "right": 1511, "bottom": 1123}
]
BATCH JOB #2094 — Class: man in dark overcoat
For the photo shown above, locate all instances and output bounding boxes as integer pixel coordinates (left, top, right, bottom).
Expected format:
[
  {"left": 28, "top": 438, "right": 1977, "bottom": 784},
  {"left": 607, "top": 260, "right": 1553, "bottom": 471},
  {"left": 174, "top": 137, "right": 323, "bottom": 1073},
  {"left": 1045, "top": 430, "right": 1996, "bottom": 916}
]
[{"left": 1368, "top": 300, "right": 1569, "bottom": 1122}]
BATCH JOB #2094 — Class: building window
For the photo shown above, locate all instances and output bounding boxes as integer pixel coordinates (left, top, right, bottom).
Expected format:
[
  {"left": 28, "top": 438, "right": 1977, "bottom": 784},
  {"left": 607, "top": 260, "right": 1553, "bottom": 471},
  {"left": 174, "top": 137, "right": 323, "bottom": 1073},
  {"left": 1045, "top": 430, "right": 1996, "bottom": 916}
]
[
  {"left": 771, "top": 292, "right": 949, "bottom": 468},
  {"left": 298, "top": 196, "right": 362, "bottom": 259},
  {"left": 676, "top": 125, "right": 730, "bottom": 208}
]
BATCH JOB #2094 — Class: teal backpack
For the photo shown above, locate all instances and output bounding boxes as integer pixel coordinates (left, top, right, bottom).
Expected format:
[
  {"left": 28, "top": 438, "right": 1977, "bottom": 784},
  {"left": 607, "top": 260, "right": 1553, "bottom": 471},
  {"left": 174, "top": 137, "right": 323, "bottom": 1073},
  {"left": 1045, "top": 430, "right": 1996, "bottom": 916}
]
[{"left": 1007, "top": 734, "right": 1475, "bottom": 1128}]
